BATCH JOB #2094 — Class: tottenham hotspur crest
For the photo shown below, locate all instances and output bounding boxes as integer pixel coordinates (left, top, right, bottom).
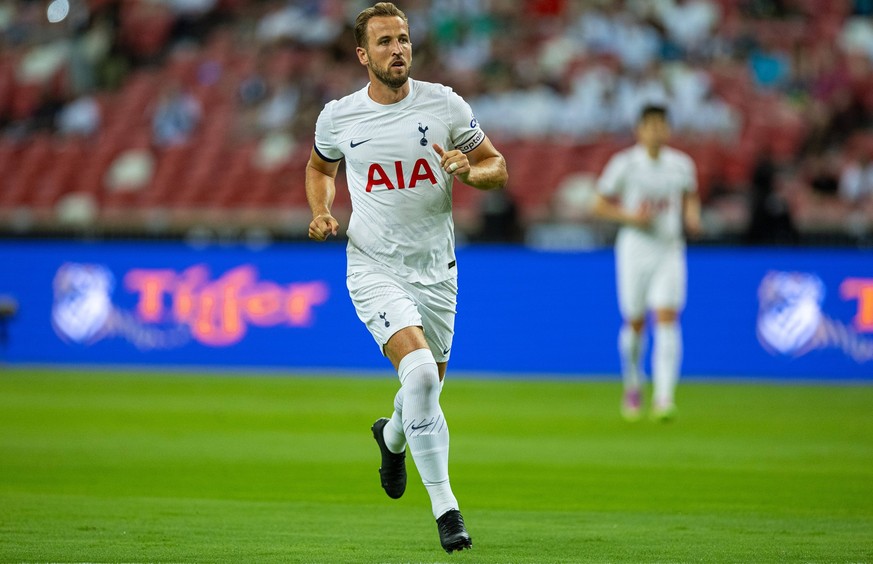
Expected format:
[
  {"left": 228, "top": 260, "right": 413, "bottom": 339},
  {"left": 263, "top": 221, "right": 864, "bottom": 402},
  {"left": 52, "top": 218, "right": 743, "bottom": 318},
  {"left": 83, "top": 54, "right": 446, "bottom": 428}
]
[{"left": 418, "top": 123, "right": 428, "bottom": 146}]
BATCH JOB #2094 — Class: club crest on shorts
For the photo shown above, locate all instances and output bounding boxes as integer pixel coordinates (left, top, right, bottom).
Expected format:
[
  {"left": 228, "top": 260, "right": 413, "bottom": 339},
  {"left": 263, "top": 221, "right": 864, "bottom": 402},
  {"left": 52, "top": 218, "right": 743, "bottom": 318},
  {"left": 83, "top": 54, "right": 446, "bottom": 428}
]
[{"left": 379, "top": 312, "right": 390, "bottom": 327}]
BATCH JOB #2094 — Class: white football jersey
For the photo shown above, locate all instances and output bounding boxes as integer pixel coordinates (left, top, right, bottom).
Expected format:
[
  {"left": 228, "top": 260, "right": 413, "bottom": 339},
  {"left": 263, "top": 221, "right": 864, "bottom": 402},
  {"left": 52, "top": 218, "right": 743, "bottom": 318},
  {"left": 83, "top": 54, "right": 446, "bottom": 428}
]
[
  {"left": 314, "top": 79, "right": 485, "bottom": 284},
  {"left": 597, "top": 144, "right": 697, "bottom": 244}
]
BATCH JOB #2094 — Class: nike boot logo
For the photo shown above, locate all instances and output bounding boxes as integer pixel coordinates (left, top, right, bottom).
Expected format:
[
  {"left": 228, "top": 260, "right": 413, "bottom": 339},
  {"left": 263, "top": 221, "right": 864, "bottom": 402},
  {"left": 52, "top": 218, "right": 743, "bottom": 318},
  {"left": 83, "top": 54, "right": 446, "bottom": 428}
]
[{"left": 350, "top": 138, "right": 372, "bottom": 148}]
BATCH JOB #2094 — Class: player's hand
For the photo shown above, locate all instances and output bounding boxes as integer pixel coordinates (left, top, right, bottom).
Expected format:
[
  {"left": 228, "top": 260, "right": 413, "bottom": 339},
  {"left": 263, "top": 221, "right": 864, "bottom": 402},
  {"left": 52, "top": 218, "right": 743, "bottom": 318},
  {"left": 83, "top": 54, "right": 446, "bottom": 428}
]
[
  {"left": 433, "top": 143, "right": 469, "bottom": 177},
  {"left": 685, "top": 216, "right": 702, "bottom": 239},
  {"left": 309, "top": 213, "right": 338, "bottom": 241},
  {"left": 631, "top": 203, "right": 653, "bottom": 229}
]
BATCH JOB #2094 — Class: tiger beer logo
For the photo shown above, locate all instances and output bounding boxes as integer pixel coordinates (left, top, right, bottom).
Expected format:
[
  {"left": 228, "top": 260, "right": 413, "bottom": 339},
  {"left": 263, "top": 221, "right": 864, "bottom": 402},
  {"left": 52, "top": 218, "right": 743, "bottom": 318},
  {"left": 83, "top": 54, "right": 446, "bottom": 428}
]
[
  {"left": 52, "top": 263, "right": 329, "bottom": 349},
  {"left": 840, "top": 278, "right": 873, "bottom": 332},
  {"left": 757, "top": 271, "right": 873, "bottom": 363}
]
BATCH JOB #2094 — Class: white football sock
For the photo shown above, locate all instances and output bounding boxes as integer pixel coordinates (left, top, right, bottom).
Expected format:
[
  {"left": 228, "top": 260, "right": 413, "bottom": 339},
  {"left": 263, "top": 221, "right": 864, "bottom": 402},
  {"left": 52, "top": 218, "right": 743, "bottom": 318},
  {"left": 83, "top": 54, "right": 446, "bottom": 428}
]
[
  {"left": 383, "top": 387, "right": 406, "bottom": 454},
  {"left": 619, "top": 324, "right": 645, "bottom": 390},
  {"left": 653, "top": 322, "right": 681, "bottom": 406},
  {"left": 398, "top": 348, "right": 458, "bottom": 519}
]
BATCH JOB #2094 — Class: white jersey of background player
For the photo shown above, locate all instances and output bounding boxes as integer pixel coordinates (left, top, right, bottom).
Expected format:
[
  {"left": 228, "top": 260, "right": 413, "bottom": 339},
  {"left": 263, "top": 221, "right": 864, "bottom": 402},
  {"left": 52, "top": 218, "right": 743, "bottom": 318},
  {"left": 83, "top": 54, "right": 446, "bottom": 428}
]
[
  {"left": 593, "top": 104, "right": 701, "bottom": 422},
  {"left": 305, "top": 2, "right": 507, "bottom": 554}
]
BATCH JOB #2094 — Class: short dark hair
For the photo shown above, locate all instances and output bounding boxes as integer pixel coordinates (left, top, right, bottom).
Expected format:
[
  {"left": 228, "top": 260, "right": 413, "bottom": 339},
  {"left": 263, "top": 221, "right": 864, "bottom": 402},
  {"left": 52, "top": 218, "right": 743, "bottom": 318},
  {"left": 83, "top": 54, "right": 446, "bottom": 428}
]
[
  {"left": 639, "top": 104, "right": 668, "bottom": 123},
  {"left": 354, "top": 2, "right": 409, "bottom": 48}
]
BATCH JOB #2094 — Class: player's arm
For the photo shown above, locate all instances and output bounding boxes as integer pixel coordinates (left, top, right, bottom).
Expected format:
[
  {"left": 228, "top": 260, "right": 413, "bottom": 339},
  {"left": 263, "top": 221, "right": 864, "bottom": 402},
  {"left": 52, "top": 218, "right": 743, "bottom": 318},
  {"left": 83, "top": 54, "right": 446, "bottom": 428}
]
[
  {"left": 591, "top": 193, "right": 651, "bottom": 229},
  {"left": 592, "top": 153, "right": 650, "bottom": 228},
  {"left": 682, "top": 191, "right": 702, "bottom": 238},
  {"left": 433, "top": 137, "right": 507, "bottom": 191},
  {"left": 306, "top": 148, "right": 341, "bottom": 241}
]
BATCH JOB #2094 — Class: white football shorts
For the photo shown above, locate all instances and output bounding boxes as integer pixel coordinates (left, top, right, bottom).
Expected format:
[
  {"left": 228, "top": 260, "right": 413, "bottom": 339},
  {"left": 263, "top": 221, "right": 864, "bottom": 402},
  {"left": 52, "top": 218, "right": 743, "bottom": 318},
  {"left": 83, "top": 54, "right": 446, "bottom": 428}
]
[
  {"left": 615, "top": 234, "right": 687, "bottom": 320},
  {"left": 347, "top": 269, "right": 458, "bottom": 363}
]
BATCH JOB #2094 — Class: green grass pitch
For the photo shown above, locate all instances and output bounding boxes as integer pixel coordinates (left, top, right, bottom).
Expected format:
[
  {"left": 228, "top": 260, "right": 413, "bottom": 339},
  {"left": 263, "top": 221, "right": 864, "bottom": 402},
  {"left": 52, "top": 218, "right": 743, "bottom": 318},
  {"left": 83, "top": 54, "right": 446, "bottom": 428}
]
[{"left": 1, "top": 368, "right": 871, "bottom": 563}]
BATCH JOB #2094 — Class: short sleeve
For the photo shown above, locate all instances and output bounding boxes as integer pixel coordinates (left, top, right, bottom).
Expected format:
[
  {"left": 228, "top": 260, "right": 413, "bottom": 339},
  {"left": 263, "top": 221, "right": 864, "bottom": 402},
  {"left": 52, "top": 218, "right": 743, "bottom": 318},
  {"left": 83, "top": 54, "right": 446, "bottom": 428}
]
[
  {"left": 597, "top": 153, "right": 626, "bottom": 197},
  {"left": 313, "top": 101, "right": 343, "bottom": 162},
  {"left": 683, "top": 154, "right": 698, "bottom": 194},
  {"left": 448, "top": 90, "right": 485, "bottom": 154}
]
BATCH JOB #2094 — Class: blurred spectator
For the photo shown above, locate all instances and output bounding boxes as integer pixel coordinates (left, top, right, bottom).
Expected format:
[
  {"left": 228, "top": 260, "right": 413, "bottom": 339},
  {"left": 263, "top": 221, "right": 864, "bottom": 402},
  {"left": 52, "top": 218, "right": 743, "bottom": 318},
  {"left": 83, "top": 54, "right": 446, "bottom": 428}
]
[
  {"left": 26, "top": 84, "right": 64, "bottom": 133},
  {"left": 55, "top": 192, "right": 99, "bottom": 228},
  {"left": 654, "top": 0, "right": 722, "bottom": 57},
  {"left": 104, "top": 147, "right": 155, "bottom": 193},
  {"left": 474, "top": 189, "right": 523, "bottom": 243},
  {"left": 56, "top": 93, "right": 100, "bottom": 137},
  {"left": 429, "top": 0, "right": 499, "bottom": 73},
  {"left": 807, "top": 153, "right": 841, "bottom": 197},
  {"left": 839, "top": 151, "right": 873, "bottom": 204},
  {"left": 853, "top": 0, "right": 873, "bottom": 16},
  {"left": 166, "top": 0, "right": 219, "bottom": 45},
  {"left": 740, "top": 0, "right": 796, "bottom": 19},
  {"left": 151, "top": 82, "right": 201, "bottom": 147},
  {"left": 253, "top": 131, "right": 296, "bottom": 172},
  {"left": 257, "top": 75, "right": 299, "bottom": 133},
  {"left": 238, "top": 58, "right": 268, "bottom": 108},
  {"left": 746, "top": 151, "right": 798, "bottom": 245},
  {"left": 243, "top": 73, "right": 301, "bottom": 170},
  {"left": 840, "top": 15, "right": 873, "bottom": 62},
  {"left": 255, "top": 2, "right": 344, "bottom": 46},
  {"left": 749, "top": 46, "right": 791, "bottom": 90},
  {"left": 41, "top": 2, "right": 116, "bottom": 96}
]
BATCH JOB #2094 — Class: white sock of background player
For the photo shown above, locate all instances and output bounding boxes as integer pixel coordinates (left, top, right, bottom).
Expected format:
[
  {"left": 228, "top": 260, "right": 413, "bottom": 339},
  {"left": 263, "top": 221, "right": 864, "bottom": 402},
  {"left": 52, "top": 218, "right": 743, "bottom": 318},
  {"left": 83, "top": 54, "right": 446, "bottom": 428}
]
[
  {"left": 619, "top": 324, "right": 645, "bottom": 392},
  {"left": 653, "top": 321, "right": 681, "bottom": 407}
]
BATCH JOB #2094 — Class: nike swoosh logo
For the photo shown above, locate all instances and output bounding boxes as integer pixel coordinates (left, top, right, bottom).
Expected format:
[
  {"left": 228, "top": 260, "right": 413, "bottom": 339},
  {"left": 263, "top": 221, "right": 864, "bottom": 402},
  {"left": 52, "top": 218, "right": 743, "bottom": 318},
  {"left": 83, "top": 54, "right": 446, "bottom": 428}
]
[
  {"left": 410, "top": 422, "right": 432, "bottom": 431},
  {"left": 350, "top": 138, "right": 372, "bottom": 148}
]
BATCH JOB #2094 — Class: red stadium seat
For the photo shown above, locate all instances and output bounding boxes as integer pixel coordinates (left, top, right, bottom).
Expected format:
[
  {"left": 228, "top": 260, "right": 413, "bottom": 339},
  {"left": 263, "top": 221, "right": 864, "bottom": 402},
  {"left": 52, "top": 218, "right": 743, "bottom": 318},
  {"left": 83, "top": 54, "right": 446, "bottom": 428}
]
[
  {"left": 9, "top": 82, "right": 44, "bottom": 122},
  {"left": 119, "top": 0, "right": 175, "bottom": 60}
]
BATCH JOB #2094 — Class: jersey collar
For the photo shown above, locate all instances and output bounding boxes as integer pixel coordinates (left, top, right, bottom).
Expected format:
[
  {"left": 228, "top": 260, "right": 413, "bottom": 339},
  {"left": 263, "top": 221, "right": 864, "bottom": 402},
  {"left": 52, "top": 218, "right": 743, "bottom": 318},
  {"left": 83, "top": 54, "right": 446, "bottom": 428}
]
[{"left": 363, "top": 78, "right": 416, "bottom": 110}]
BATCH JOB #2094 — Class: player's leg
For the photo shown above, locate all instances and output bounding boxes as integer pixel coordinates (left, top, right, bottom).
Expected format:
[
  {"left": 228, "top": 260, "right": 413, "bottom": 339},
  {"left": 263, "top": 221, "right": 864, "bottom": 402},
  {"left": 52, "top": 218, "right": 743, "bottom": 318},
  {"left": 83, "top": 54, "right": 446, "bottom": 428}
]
[
  {"left": 348, "top": 272, "right": 415, "bottom": 498},
  {"left": 652, "top": 308, "right": 681, "bottom": 419},
  {"left": 619, "top": 317, "right": 646, "bottom": 420},
  {"left": 396, "top": 276, "right": 470, "bottom": 552},
  {"left": 385, "top": 328, "right": 469, "bottom": 552},
  {"left": 379, "top": 359, "right": 446, "bottom": 460},
  {"left": 385, "top": 327, "right": 457, "bottom": 519},
  {"left": 351, "top": 271, "right": 469, "bottom": 551},
  {"left": 649, "top": 248, "right": 687, "bottom": 421},
  {"left": 616, "top": 240, "right": 650, "bottom": 420}
]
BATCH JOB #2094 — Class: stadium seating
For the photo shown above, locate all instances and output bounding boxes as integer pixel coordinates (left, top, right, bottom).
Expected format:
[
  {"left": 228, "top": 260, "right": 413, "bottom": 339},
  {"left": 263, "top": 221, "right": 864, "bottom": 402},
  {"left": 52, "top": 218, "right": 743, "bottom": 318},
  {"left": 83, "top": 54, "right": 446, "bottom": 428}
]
[{"left": 0, "top": 0, "right": 869, "bottom": 241}]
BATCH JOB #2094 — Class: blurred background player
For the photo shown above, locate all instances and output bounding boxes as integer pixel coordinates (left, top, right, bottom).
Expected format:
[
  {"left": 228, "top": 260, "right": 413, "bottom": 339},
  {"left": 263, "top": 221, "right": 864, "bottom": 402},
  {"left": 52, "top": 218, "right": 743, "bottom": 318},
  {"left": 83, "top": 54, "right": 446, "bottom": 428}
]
[
  {"left": 592, "top": 104, "right": 701, "bottom": 422},
  {"left": 304, "top": 2, "right": 508, "bottom": 553}
]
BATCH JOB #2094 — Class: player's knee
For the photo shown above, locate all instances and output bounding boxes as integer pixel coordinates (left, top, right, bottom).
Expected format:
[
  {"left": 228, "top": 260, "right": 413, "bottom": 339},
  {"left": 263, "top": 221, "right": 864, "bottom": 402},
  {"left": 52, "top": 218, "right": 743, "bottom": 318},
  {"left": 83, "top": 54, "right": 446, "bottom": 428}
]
[
  {"left": 628, "top": 318, "right": 646, "bottom": 333},
  {"left": 405, "top": 364, "right": 440, "bottom": 398},
  {"left": 393, "top": 387, "right": 404, "bottom": 414},
  {"left": 398, "top": 348, "right": 440, "bottom": 398},
  {"left": 655, "top": 309, "right": 679, "bottom": 324}
]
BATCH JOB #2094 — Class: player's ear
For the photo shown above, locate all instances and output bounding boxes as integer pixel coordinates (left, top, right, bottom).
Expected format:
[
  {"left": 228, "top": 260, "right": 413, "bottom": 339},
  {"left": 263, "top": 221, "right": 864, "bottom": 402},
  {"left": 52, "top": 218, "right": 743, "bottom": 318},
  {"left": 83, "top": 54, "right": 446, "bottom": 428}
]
[{"left": 356, "top": 47, "right": 368, "bottom": 66}]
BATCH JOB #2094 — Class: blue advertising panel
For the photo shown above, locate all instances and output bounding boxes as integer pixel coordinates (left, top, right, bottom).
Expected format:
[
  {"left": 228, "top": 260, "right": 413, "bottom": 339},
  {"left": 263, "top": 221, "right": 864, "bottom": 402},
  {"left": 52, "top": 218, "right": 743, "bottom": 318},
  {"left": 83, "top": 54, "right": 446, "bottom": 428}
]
[{"left": 0, "top": 241, "right": 869, "bottom": 379}]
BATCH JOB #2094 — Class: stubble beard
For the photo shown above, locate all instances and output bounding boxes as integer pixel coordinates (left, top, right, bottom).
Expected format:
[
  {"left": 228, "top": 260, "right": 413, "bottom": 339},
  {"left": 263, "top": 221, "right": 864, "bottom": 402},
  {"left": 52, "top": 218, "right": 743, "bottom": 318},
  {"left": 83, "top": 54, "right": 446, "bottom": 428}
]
[{"left": 370, "top": 60, "right": 411, "bottom": 89}]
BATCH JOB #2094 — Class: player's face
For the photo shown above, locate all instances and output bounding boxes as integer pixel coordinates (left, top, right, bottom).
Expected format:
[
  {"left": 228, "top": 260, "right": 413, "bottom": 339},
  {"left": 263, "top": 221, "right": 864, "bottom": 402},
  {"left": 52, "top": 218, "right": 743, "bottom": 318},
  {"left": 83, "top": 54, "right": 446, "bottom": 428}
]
[
  {"left": 636, "top": 115, "right": 670, "bottom": 148},
  {"left": 358, "top": 16, "right": 412, "bottom": 89}
]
